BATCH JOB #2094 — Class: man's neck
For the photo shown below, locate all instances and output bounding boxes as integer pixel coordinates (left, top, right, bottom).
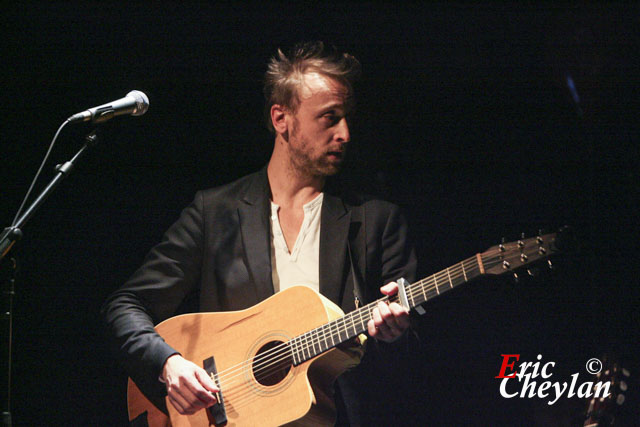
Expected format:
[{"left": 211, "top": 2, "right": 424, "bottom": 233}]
[{"left": 267, "top": 153, "right": 324, "bottom": 209}]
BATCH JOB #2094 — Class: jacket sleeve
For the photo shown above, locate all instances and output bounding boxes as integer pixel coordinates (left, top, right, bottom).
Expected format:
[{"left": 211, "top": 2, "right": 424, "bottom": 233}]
[
  {"left": 367, "top": 201, "right": 420, "bottom": 350},
  {"left": 101, "top": 191, "right": 205, "bottom": 401},
  {"left": 379, "top": 203, "right": 417, "bottom": 287}
]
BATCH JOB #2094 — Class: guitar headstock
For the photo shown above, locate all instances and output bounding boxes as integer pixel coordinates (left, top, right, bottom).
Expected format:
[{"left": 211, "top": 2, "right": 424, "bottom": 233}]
[{"left": 480, "top": 231, "right": 561, "bottom": 277}]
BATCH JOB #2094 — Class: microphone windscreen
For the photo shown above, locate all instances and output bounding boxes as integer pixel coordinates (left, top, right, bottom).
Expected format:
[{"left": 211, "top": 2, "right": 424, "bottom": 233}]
[{"left": 127, "top": 90, "right": 149, "bottom": 116}]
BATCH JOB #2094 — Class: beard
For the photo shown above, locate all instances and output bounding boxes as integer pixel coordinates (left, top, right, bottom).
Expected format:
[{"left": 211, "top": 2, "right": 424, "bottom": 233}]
[{"left": 287, "top": 124, "right": 346, "bottom": 178}]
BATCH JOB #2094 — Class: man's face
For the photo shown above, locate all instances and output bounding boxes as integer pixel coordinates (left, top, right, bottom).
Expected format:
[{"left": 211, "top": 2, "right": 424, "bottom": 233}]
[{"left": 285, "top": 73, "right": 353, "bottom": 177}]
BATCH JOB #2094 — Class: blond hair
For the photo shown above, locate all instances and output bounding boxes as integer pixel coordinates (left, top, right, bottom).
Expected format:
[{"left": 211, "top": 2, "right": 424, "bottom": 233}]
[{"left": 263, "top": 41, "right": 361, "bottom": 132}]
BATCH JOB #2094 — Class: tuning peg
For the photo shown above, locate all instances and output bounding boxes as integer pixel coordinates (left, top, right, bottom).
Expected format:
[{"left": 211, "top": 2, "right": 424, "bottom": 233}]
[
  {"left": 499, "top": 237, "right": 506, "bottom": 252},
  {"left": 513, "top": 272, "right": 519, "bottom": 283},
  {"left": 547, "top": 260, "right": 553, "bottom": 269},
  {"left": 502, "top": 260, "right": 510, "bottom": 269},
  {"left": 518, "top": 233, "right": 525, "bottom": 249},
  {"left": 536, "top": 229, "right": 544, "bottom": 244}
]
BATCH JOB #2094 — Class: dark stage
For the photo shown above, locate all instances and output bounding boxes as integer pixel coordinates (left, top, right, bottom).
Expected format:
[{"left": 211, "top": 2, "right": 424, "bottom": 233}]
[{"left": 2, "top": 3, "right": 638, "bottom": 426}]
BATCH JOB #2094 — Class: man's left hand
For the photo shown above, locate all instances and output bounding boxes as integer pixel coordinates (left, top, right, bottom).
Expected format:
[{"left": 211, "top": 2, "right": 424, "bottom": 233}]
[{"left": 367, "top": 282, "right": 410, "bottom": 342}]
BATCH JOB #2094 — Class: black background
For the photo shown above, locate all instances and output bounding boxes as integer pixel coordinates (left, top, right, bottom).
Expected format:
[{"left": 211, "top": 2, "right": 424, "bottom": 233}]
[{"left": 2, "top": 3, "right": 638, "bottom": 425}]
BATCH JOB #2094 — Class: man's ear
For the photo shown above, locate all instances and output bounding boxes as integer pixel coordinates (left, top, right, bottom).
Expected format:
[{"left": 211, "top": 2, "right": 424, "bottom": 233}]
[{"left": 270, "top": 104, "right": 288, "bottom": 134}]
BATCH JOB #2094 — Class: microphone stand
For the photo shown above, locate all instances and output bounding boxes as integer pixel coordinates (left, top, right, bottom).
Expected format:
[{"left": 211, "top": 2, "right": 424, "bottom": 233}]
[{"left": 1, "top": 129, "right": 99, "bottom": 426}]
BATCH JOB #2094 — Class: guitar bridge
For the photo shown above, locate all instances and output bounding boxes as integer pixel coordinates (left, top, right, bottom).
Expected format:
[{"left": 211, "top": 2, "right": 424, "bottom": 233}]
[{"left": 203, "top": 356, "right": 227, "bottom": 426}]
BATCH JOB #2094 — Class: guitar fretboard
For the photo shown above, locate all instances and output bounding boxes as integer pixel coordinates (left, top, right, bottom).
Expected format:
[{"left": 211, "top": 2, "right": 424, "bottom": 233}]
[{"left": 288, "top": 254, "right": 484, "bottom": 365}]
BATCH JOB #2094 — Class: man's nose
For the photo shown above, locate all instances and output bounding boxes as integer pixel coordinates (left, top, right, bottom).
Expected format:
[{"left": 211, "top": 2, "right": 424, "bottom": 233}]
[{"left": 336, "top": 117, "right": 350, "bottom": 143}]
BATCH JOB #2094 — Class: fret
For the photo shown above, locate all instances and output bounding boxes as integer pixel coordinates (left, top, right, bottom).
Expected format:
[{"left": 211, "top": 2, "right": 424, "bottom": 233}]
[
  {"left": 350, "top": 313, "right": 357, "bottom": 336},
  {"left": 296, "top": 336, "right": 304, "bottom": 364},
  {"left": 290, "top": 337, "right": 299, "bottom": 365},
  {"left": 322, "top": 324, "right": 329, "bottom": 350},
  {"left": 339, "top": 318, "right": 348, "bottom": 342},
  {"left": 334, "top": 319, "right": 343, "bottom": 344},
  {"left": 364, "top": 306, "right": 373, "bottom": 332},
  {"left": 461, "top": 260, "right": 468, "bottom": 281},
  {"left": 328, "top": 321, "right": 336, "bottom": 349},
  {"left": 421, "top": 279, "right": 428, "bottom": 303},
  {"left": 434, "top": 274, "right": 440, "bottom": 295},
  {"left": 408, "top": 285, "right": 416, "bottom": 307},
  {"left": 304, "top": 332, "right": 312, "bottom": 359},
  {"left": 303, "top": 333, "right": 311, "bottom": 360},
  {"left": 311, "top": 330, "right": 320, "bottom": 356},
  {"left": 315, "top": 330, "right": 322, "bottom": 355},
  {"left": 446, "top": 267, "right": 453, "bottom": 289},
  {"left": 329, "top": 322, "right": 336, "bottom": 347},
  {"left": 341, "top": 317, "right": 348, "bottom": 338},
  {"left": 427, "top": 278, "right": 439, "bottom": 300},
  {"left": 322, "top": 329, "right": 328, "bottom": 352},
  {"left": 359, "top": 306, "right": 366, "bottom": 331}
]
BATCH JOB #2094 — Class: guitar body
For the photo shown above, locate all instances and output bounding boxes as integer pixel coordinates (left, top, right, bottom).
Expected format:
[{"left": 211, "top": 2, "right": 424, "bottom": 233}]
[{"left": 127, "top": 286, "right": 362, "bottom": 427}]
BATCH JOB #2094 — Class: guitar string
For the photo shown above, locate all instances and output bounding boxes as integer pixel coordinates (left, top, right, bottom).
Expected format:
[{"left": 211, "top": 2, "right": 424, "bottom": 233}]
[
  {"left": 211, "top": 255, "right": 483, "bottom": 400},
  {"left": 219, "top": 239, "right": 543, "bottom": 385},
  {"left": 214, "top": 252, "right": 491, "bottom": 388},
  {"left": 215, "top": 301, "right": 379, "bottom": 396},
  {"left": 213, "top": 246, "right": 518, "bottom": 393},
  {"left": 213, "top": 262, "right": 480, "bottom": 409},
  {"left": 216, "top": 259, "right": 531, "bottom": 411},
  {"left": 220, "top": 245, "right": 552, "bottom": 412},
  {"left": 211, "top": 244, "right": 548, "bottom": 408},
  {"left": 215, "top": 300, "right": 393, "bottom": 409},
  {"left": 219, "top": 252, "right": 482, "bottom": 381}
]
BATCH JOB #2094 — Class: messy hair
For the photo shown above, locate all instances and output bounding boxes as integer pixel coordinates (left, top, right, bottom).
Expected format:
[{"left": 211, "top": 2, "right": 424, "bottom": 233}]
[{"left": 263, "top": 41, "right": 361, "bottom": 133}]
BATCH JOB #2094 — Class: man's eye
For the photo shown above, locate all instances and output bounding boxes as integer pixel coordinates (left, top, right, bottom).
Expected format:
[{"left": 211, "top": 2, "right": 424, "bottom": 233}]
[{"left": 323, "top": 114, "right": 338, "bottom": 124}]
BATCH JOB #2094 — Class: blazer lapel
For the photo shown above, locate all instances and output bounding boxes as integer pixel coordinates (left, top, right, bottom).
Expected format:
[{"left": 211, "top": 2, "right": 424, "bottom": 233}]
[
  {"left": 319, "top": 192, "right": 351, "bottom": 307},
  {"left": 237, "top": 169, "right": 274, "bottom": 303}
]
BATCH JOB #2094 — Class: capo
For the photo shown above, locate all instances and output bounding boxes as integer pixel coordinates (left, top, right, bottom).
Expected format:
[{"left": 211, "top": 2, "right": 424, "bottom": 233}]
[{"left": 398, "top": 277, "right": 425, "bottom": 315}]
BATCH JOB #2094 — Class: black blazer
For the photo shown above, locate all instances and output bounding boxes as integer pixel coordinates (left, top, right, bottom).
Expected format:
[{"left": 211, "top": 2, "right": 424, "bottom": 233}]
[{"left": 102, "top": 167, "right": 417, "bottom": 415}]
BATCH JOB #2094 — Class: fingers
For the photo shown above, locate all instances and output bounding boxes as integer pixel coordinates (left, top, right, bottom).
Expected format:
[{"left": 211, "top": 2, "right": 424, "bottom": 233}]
[
  {"left": 167, "top": 374, "right": 216, "bottom": 415},
  {"left": 183, "top": 368, "right": 218, "bottom": 405},
  {"left": 163, "top": 356, "right": 218, "bottom": 415},
  {"left": 167, "top": 392, "right": 190, "bottom": 415},
  {"left": 388, "top": 302, "right": 411, "bottom": 329},
  {"left": 195, "top": 367, "right": 220, "bottom": 394},
  {"left": 379, "top": 281, "right": 399, "bottom": 295},
  {"left": 367, "top": 282, "right": 410, "bottom": 343}
]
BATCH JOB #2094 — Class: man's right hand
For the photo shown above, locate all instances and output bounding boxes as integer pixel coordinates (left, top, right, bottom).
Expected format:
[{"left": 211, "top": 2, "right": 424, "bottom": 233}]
[{"left": 161, "top": 354, "right": 219, "bottom": 415}]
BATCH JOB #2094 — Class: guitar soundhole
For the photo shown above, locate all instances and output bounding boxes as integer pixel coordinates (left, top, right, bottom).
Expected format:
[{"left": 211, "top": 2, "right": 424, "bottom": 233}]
[{"left": 253, "top": 340, "right": 293, "bottom": 386}]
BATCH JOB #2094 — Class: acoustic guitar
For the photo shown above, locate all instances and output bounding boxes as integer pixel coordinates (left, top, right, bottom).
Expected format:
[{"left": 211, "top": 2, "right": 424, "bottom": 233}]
[{"left": 128, "top": 231, "right": 561, "bottom": 426}]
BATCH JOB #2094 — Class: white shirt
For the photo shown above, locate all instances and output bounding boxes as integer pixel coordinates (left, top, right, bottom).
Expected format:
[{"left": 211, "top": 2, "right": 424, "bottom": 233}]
[{"left": 270, "top": 193, "right": 323, "bottom": 293}]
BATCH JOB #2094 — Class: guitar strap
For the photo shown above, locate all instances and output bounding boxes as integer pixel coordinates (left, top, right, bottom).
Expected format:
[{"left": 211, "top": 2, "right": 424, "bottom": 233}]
[
  {"left": 347, "top": 239, "right": 364, "bottom": 309},
  {"left": 346, "top": 204, "right": 366, "bottom": 311}
]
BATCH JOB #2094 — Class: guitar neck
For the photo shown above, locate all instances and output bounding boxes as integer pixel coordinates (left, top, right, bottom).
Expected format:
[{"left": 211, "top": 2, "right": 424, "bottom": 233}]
[
  {"left": 289, "top": 230, "right": 559, "bottom": 365},
  {"left": 290, "top": 254, "right": 485, "bottom": 365}
]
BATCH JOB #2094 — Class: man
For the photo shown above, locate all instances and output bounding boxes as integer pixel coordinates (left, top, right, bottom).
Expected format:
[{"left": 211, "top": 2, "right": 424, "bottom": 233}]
[{"left": 103, "top": 41, "right": 417, "bottom": 425}]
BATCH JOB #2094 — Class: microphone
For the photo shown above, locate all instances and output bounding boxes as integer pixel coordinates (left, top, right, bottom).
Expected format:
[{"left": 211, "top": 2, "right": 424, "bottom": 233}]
[{"left": 67, "top": 90, "right": 149, "bottom": 124}]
